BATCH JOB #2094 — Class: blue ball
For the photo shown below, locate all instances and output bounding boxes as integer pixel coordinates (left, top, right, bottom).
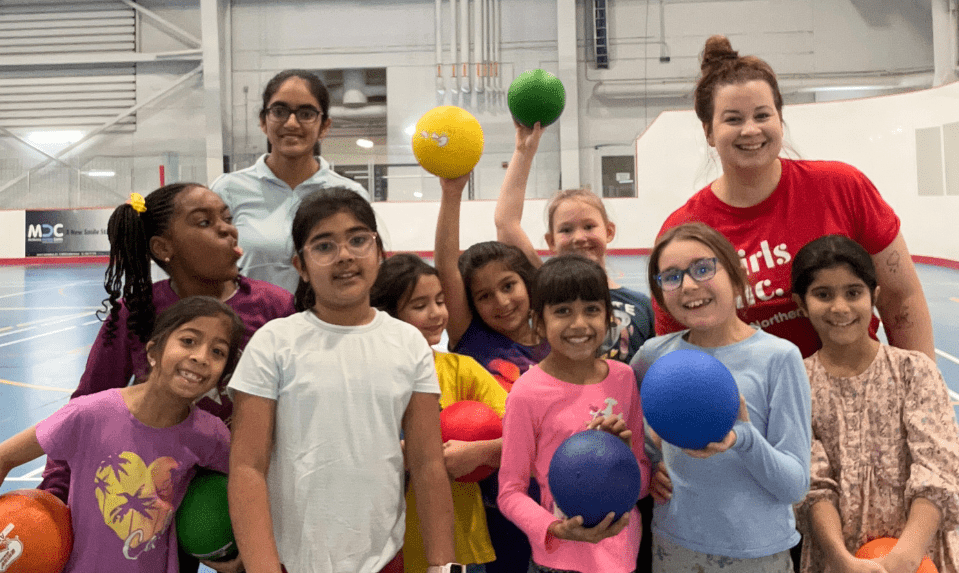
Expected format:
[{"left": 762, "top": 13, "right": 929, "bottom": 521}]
[
  {"left": 640, "top": 349, "right": 740, "bottom": 450},
  {"left": 548, "top": 430, "right": 642, "bottom": 528}
]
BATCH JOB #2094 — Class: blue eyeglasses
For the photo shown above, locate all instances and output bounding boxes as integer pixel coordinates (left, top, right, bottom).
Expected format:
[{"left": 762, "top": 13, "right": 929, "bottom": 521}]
[{"left": 655, "top": 258, "right": 718, "bottom": 291}]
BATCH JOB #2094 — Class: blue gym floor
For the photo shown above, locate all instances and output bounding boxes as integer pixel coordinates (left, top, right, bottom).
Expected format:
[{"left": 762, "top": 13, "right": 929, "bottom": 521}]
[{"left": 2, "top": 257, "right": 959, "bottom": 549}]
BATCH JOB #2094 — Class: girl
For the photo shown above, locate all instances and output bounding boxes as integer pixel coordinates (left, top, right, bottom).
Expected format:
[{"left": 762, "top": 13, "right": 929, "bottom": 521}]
[
  {"left": 435, "top": 173, "right": 549, "bottom": 391},
  {"left": 497, "top": 254, "right": 650, "bottom": 573},
  {"left": 212, "top": 69, "right": 370, "bottom": 293},
  {"left": 631, "top": 222, "right": 810, "bottom": 573},
  {"left": 656, "top": 34, "right": 933, "bottom": 361},
  {"left": 493, "top": 124, "right": 657, "bottom": 571},
  {"left": 39, "top": 183, "right": 293, "bottom": 495},
  {"left": 435, "top": 173, "right": 549, "bottom": 573},
  {"left": 228, "top": 188, "right": 458, "bottom": 573},
  {"left": 791, "top": 235, "right": 959, "bottom": 573},
  {"left": 0, "top": 296, "right": 244, "bottom": 573},
  {"left": 494, "top": 121, "right": 654, "bottom": 364},
  {"left": 371, "top": 252, "right": 508, "bottom": 573}
]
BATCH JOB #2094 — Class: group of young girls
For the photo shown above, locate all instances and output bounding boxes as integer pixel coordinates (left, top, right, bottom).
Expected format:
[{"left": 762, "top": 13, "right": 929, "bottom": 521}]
[{"left": 1, "top": 35, "right": 958, "bottom": 573}]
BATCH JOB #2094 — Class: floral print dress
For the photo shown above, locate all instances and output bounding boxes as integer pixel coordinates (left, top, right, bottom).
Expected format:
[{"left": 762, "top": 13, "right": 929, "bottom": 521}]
[{"left": 798, "top": 345, "right": 959, "bottom": 573}]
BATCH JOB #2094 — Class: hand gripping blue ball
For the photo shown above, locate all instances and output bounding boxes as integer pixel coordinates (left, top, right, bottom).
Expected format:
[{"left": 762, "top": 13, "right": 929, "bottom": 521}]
[
  {"left": 548, "top": 430, "right": 642, "bottom": 528},
  {"left": 639, "top": 349, "right": 740, "bottom": 450}
]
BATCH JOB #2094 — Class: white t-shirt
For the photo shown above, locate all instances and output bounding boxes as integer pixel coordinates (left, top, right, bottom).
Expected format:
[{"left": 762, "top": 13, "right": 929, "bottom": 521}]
[{"left": 228, "top": 309, "right": 440, "bottom": 573}]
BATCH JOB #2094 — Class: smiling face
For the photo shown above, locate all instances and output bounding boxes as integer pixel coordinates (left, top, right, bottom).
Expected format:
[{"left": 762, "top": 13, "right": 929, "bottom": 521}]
[
  {"left": 293, "top": 210, "right": 381, "bottom": 324},
  {"left": 545, "top": 198, "right": 614, "bottom": 265},
  {"left": 147, "top": 315, "right": 232, "bottom": 402},
  {"left": 397, "top": 274, "right": 449, "bottom": 346},
  {"left": 152, "top": 186, "right": 241, "bottom": 284},
  {"left": 657, "top": 238, "right": 739, "bottom": 333},
  {"left": 797, "top": 264, "right": 876, "bottom": 352},
  {"left": 537, "top": 298, "right": 607, "bottom": 363},
  {"left": 470, "top": 261, "right": 531, "bottom": 341},
  {"left": 705, "top": 80, "right": 783, "bottom": 174},
  {"left": 260, "top": 77, "right": 331, "bottom": 160}
]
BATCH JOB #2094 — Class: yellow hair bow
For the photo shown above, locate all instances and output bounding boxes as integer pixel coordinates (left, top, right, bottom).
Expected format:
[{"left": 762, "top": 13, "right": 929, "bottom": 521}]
[{"left": 127, "top": 192, "right": 147, "bottom": 214}]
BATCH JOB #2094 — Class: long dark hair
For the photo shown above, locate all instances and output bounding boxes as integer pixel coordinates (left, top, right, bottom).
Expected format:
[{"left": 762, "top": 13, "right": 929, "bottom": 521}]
[
  {"left": 291, "top": 188, "right": 384, "bottom": 312},
  {"left": 260, "top": 69, "right": 330, "bottom": 156},
  {"left": 102, "top": 183, "right": 201, "bottom": 344}
]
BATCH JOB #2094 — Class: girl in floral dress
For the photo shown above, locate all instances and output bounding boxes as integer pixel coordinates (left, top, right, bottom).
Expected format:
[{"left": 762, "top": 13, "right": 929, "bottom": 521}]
[{"left": 792, "top": 235, "right": 959, "bottom": 573}]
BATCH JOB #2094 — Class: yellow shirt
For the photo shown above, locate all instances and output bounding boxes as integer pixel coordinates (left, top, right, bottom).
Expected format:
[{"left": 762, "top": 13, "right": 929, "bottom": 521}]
[{"left": 404, "top": 352, "right": 508, "bottom": 571}]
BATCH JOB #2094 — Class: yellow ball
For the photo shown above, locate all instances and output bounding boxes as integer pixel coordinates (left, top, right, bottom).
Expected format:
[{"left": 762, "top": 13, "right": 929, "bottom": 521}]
[{"left": 411, "top": 106, "right": 484, "bottom": 179}]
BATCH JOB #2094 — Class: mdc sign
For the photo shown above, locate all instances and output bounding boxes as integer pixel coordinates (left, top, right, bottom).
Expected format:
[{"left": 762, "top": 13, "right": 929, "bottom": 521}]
[
  {"left": 26, "top": 223, "right": 65, "bottom": 242},
  {"left": 24, "top": 209, "right": 110, "bottom": 257}
]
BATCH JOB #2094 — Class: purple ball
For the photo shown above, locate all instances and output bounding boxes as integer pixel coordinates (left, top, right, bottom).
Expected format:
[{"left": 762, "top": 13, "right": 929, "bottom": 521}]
[
  {"left": 640, "top": 349, "right": 740, "bottom": 450},
  {"left": 548, "top": 430, "right": 642, "bottom": 528}
]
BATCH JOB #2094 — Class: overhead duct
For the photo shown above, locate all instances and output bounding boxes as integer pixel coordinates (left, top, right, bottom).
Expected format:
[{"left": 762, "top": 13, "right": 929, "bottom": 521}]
[
  {"left": 592, "top": 69, "right": 935, "bottom": 100},
  {"left": 342, "top": 69, "right": 368, "bottom": 108},
  {"left": 329, "top": 104, "right": 387, "bottom": 119},
  {"left": 474, "top": 0, "right": 483, "bottom": 94},
  {"left": 450, "top": 0, "right": 458, "bottom": 95},
  {"left": 436, "top": 0, "right": 444, "bottom": 95},
  {"left": 460, "top": 0, "right": 470, "bottom": 93}
]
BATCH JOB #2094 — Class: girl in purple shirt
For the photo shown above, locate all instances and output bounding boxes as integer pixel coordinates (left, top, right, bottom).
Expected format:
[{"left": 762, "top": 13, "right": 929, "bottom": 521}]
[
  {"left": 40, "top": 183, "right": 293, "bottom": 573},
  {"left": 0, "top": 296, "right": 244, "bottom": 573}
]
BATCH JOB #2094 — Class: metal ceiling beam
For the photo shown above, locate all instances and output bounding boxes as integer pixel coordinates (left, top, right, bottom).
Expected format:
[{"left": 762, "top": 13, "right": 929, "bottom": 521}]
[
  {"left": 0, "top": 65, "right": 203, "bottom": 196},
  {"left": 0, "top": 49, "right": 202, "bottom": 68},
  {"left": 119, "top": 0, "right": 201, "bottom": 49}
]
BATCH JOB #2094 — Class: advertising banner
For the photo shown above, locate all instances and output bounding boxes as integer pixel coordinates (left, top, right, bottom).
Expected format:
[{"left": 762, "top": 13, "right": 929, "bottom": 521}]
[{"left": 24, "top": 209, "right": 111, "bottom": 257}]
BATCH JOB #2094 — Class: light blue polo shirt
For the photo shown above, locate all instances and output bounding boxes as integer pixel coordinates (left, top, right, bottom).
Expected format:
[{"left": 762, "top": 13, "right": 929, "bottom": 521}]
[{"left": 211, "top": 154, "right": 370, "bottom": 293}]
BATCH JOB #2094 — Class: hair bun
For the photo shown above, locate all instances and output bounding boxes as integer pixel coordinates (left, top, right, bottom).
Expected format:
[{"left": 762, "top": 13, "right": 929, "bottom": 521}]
[{"left": 701, "top": 35, "right": 738, "bottom": 72}]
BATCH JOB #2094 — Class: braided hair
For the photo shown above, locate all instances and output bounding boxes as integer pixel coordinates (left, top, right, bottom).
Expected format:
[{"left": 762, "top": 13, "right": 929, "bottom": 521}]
[{"left": 101, "top": 183, "right": 200, "bottom": 344}]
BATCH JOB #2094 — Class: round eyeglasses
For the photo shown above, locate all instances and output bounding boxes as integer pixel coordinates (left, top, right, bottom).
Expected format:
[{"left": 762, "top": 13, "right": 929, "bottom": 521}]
[
  {"left": 655, "top": 257, "right": 718, "bottom": 291},
  {"left": 300, "top": 231, "right": 378, "bottom": 266},
  {"left": 266, "top": 104, "right": 321, "bottom": 124}
]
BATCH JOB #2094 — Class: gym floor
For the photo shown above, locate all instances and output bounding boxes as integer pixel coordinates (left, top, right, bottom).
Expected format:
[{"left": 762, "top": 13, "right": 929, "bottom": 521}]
[{"left": 2, "top": 257, "right": 958, "bottom": 569}]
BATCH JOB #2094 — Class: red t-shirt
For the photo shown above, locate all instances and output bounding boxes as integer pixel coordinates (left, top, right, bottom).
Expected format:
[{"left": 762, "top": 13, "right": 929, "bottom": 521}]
[{"left": 655, "top": 159, "right": 900, "bottom": 358}]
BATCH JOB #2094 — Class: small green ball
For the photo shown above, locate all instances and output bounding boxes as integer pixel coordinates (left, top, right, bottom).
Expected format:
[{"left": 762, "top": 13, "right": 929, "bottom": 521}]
[
  {"left": 507, "top": 69, "right": 566, "bottom": 127},
  {"left": 175, "top": 470, "right": 238, "bottom": 561}
]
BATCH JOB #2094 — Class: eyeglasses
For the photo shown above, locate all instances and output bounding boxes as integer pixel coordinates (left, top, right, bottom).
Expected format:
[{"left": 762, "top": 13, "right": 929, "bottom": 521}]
[
  {"left": 266, "top": 104, "right": 321, "bottom": 124},
  {"left": 300, "top": 231, "right": 378, "bottom": 266},
  {"left": 655, "top": 258, "right": 718, "bottom": 291}
]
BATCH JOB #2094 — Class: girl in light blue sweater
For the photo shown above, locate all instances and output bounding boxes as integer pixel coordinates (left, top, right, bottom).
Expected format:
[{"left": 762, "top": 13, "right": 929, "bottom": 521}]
[{"left": 631, "top": 222, "right": 811, "bottom": 573}]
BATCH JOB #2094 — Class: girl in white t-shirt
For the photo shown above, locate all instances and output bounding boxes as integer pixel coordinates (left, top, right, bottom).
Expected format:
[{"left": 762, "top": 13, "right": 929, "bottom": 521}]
[{"left": 227, "top": 188, "right": 456, "bottom": 573}]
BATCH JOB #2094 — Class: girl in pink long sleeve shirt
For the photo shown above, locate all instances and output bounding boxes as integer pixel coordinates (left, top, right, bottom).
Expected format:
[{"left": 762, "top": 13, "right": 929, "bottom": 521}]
[{"left": 497, "top": 254, "right": 650, "bottom": 573}]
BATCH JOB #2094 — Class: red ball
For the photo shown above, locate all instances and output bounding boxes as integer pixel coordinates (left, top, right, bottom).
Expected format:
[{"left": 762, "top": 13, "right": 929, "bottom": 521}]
[
  {"left": 855, "top": 537, "right": 938, "bottom": 572},
  {"left": 0, "top": 489, "right": 73, "bottom": 572},
  {"left": 440, "top": 400, "right": 503, "bottom": 482}
]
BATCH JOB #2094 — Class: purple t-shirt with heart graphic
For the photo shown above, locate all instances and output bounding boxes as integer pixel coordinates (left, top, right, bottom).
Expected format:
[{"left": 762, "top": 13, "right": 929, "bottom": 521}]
[{"left": 35, "top": 389, "right": 229, "bottom": 573}]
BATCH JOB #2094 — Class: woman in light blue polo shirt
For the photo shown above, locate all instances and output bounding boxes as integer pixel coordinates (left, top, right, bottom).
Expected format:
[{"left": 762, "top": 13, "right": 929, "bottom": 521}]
[{"left": 212, "top": 70, "right": 369, "bottom": 293}]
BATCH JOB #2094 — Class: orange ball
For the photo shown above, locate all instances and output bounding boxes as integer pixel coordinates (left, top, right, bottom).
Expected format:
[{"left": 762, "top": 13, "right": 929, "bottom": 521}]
[
  {"left": 0, "top": 489, "right": 73, "bottom": 572},
  {"left": 411, "top": 106, "right": 484, "bottom": 179},
  {"left": 855, "top": 537, "right": 938, "bottom": 572},
  {"left": 440, "top": 400, "right": 502, "bottom": 482}
]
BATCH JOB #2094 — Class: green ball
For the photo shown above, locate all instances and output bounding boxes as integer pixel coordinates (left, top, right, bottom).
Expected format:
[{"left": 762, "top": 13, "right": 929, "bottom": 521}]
[
  {"left": 507, "top": 69, "right": 566, "bottom": 127},
  {"left": 175, "top": 470, "right": 237, "bottom": 561}
]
